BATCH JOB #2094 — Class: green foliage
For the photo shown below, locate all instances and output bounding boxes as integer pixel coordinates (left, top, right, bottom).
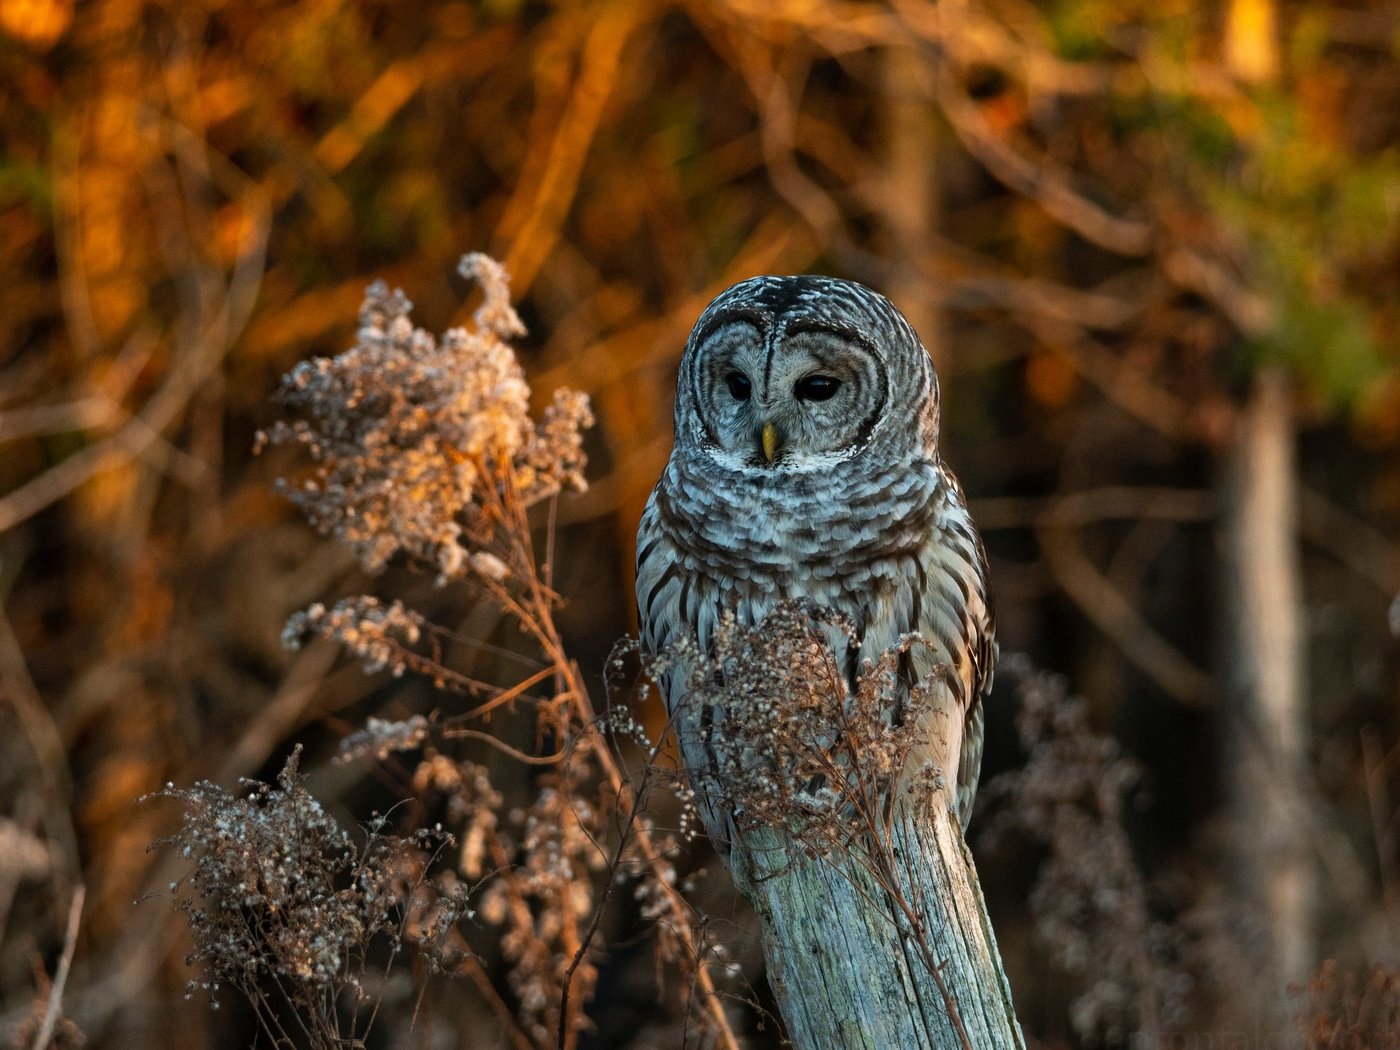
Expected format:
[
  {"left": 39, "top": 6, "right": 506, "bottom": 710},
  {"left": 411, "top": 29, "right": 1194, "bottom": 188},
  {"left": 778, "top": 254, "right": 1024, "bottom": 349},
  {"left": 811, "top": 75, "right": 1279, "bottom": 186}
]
[
  {"left": 0, "top": 158, "right": 51, "bottom": 215},
  {"left": 1249, "top": 289, "right": 1385, "bottom": 405},
  {"left": 1208, "top": 97, "right": 1399, "bottom": 404},
  {"left": 1044, "top": 1, "right": 1399, "bottom": 409}
]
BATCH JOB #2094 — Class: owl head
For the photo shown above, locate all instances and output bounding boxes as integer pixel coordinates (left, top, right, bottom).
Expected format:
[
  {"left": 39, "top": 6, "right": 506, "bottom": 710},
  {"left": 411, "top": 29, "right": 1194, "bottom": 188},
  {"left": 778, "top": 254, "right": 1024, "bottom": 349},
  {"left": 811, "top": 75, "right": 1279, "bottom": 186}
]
[{"left": 674, "top": 276, "right": 940, "bottom": 472}]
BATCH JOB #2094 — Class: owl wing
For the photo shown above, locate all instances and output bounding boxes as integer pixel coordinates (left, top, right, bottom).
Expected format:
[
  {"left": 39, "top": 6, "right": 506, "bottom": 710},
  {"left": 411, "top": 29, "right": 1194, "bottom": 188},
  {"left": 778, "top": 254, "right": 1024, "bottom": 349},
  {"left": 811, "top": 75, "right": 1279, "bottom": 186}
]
[
  {"left": 635, "top": 491, "right": 744, "bottom": 854},
  {"left": 635, "top": 491, "right": 725, "bottom": 663},
  {"left": 635, "top": 490, "right": 718, "bottom": 753},
  {"left": 899, "top": 474, "right": 996, "bottom": 831},
  {"left": 635, "top": 494, "right": 675, "bottom": 658}
]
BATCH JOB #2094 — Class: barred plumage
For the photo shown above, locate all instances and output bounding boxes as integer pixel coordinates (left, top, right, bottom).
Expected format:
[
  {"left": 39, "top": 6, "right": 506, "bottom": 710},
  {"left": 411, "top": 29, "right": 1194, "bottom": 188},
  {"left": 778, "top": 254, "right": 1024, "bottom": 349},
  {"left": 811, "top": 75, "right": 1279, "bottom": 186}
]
[{"left": 636, "top": 275, "right": 994, "bottom": 849}]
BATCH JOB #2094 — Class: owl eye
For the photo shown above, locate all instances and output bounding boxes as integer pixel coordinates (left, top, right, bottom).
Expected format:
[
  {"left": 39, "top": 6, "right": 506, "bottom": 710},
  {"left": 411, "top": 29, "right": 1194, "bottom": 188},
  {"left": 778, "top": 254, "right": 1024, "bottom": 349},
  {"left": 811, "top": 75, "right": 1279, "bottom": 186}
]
[
  {"left": 794, "top": 375, "right": 841, "bottom": 402},
  {"left": 724, "top": 372, "right": 752, "bottom": 401}
]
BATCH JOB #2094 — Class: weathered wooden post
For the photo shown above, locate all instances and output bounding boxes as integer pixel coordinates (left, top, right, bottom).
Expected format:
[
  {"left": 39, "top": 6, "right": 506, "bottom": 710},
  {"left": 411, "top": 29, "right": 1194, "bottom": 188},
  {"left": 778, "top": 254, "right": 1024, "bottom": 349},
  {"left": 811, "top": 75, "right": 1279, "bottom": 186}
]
[
  {"left": 669, "top": 611, "right": 1025, "bottom": 1050},
  {"left": 730, "top": 808, "right": 1024, "bottom": 1049}
]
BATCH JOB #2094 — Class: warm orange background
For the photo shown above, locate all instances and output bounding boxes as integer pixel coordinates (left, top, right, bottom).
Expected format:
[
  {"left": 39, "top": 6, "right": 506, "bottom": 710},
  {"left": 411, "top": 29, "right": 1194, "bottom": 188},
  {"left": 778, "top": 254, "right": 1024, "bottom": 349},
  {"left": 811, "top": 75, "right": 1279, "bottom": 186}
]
[{"left": 3, "top": 1, "right": 1400, "bottom": 1046}]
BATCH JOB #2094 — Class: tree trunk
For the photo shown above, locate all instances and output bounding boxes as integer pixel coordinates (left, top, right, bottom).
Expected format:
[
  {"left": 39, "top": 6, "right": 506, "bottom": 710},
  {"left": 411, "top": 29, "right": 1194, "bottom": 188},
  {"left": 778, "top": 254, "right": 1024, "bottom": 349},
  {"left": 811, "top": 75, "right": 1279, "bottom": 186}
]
[
  {"left": 728, "top": 802, "right": 1024, "bottom": 1049},
  {"left": 1216, "top": 5, "right": 1313, "bottom": 1032},
  {"left": 1220, "top": 366, "right": 1313, "bottom": 1026}
]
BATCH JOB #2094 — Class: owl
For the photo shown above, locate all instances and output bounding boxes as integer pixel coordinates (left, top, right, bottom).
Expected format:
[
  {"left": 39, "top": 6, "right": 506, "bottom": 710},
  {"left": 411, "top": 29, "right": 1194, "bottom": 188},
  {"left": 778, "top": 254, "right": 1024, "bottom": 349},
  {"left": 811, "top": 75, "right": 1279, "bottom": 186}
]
[{"left": 636, "top": 275, "right": 995, "bottom": 851}]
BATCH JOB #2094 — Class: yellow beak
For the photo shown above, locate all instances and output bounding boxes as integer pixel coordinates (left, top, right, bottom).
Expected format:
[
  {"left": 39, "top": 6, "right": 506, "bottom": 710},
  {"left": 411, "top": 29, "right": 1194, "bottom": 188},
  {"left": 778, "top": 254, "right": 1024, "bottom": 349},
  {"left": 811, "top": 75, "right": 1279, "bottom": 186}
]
[{"left": 761, "top": 422, "right": 779, "bottom": 463}]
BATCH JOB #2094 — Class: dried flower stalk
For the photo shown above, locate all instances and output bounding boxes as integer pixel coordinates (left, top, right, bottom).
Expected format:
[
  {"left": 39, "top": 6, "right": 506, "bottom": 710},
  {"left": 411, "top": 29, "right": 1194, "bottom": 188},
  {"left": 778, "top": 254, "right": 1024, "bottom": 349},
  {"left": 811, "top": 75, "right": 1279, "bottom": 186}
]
[
  {"left": 147, "top": 747, "right": 465, "bottom": 1049},
  {"left": 249, "top": 255, "right": 737, "bottom": 1049}
]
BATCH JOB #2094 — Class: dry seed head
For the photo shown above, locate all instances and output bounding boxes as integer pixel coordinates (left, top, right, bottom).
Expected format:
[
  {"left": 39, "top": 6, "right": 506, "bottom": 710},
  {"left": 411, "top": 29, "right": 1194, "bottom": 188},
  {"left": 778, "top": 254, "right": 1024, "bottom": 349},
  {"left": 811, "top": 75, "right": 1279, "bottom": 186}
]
[
  {"left": 258, "top": 253, "right": 592, "bottom": 582},
  {"left": 147, "top": 748, "right": 461, "bottom": 1001},
  {"left": 283, "top": 597, "right": 425, "bottom": 676},
  {"left": 662, "top": 600, "right": 945, "bottom": 856}
]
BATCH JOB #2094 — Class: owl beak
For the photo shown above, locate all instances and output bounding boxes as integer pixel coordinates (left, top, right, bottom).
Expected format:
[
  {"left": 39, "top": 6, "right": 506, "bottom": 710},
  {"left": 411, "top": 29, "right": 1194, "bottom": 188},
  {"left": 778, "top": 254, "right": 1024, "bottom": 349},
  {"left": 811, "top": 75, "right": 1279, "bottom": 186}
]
[{"left": 759, "top": 421, "right": 780, "bottom": 463}]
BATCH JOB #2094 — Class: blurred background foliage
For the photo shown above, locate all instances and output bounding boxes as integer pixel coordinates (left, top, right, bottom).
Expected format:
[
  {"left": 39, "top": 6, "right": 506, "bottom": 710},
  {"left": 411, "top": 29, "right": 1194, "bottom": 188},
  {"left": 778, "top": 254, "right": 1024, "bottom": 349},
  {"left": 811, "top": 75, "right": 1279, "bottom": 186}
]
[{"left": 2, "top": 0, "right": 1400, "bottom": 1046}]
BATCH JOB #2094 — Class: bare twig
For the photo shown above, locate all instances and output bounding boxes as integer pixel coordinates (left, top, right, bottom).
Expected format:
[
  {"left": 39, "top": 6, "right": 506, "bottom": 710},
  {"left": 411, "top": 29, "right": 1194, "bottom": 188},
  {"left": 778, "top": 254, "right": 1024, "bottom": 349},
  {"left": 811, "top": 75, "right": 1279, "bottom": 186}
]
[
  {"left": 1298, "top": 486, "right": 1400, "bottom": 595},
  {"left": 1038, "top": 522, "right": 1212, "bottom": 707},
  {"left": 972, "top": 486, "right": 1215, "bottom": 531},
  {"left": 0, "top": 602, "right": 80, "bottom": 878},
  {"left": 0, "top": 180, "right": 268, "bottom": 535},
  {"left": 933, "top": 63, "right": 1152, "bottom": 257},
  {"left": 30, "top": 884, "right": 85, "bottom": 1050}
]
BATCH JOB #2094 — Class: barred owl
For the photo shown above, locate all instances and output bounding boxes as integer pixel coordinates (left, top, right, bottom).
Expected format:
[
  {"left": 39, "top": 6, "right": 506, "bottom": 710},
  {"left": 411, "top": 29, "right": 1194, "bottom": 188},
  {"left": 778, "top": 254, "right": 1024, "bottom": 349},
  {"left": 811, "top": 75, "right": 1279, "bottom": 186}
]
[{"left": 636, "top": 275, "right": 995, "bottom": 849}]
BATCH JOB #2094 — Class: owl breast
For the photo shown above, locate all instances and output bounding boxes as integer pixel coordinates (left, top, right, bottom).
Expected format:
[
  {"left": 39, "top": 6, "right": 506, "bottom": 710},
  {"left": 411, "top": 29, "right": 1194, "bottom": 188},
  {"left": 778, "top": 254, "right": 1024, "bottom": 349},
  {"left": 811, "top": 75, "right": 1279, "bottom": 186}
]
[{"left": 637, "top": 448, "right": 981, "bottom": 700}]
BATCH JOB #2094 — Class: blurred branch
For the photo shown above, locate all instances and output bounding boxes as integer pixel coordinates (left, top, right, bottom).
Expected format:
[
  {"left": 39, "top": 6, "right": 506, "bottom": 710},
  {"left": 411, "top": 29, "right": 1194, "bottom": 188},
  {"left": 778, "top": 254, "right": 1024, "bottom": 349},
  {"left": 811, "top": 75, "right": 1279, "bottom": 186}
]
[
  {"left": 1038, "top": 522, "right": 1212, "bottom": 707},
  {"left": 0, "top": 412, "right": 166, "bottom": 535},
  {"left": 879, "top": 45, "right": 945, "bottom": 370},
  {"left": 973, "top": 486, "right": 1214, "bottom": 530},
  {"left": 29, "top": 884, "right": 84, "bottom": 1050},
  {"left": 313, "top": 30, "right": 522, "bottom": 179},
  {"left": 892, "top": 0, "right": 1123, "bottom": 97},
  {"left": 0, "top": 126, "right": 270, "bottom": 536},
  {"left": 66, "top": 859, "right": 200, "bottom": 1040},
  {"left": 938, "top": 269, "right": 1152, "bottom": 332},
  {"left": 755, "top": 51, "right": 847, "bottom": 252},
  {"left": 1298, "top": 486, "right": 1400, "bottom": 595},
  {"left": 980, "top": 484, "right": 1396, "bottom": 714},
  {"left": 314, "top": 61, "right": 426, "bottom": 175},
  {"left": 216, "top": 641, "right": 342, "bottom": 783},
  {"left": 1361, "top": 729, "right": 1400, "bottom": 942},
  {"left": 933, "top": 61, "right": 1152, "bottom": 257},
  {"left": 1163, "top": 245, "right": 1274, "bottom": 337},
  {"left": 0, "top": 398, "right": 121, "bottom": 444},
  {"left": 1023, "top": 314, "right": 1192, "bottom": 439},
  {"left": 1220, "top": 361, "right": 1313, "bottom": 1014},
  {"left": 0, "top": 601, "right": 80, "bottom": 879},
  {"left": 688, "top": 7, "right": 885, "bottom": 275},
  {"left": 50, "top": 128, "right": 103, "bottom": 365},
  {"left": 496, "top": 5, "right": 649, "bottom": 297},
  {"left": 707, "top": 0, "right": 901, "bottom": 53}
]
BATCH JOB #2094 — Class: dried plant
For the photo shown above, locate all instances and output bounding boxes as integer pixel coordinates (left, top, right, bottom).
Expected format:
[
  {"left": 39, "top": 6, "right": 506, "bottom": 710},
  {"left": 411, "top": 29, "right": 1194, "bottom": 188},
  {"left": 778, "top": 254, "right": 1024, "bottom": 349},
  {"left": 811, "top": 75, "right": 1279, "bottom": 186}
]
[
  {"left": 256, "top": 253, "right": 590, "bottom": 583},
  {"left": 657, "top": 601, "right": 947, "bottom": 859},
  {"left": 4, "top": 886, "right": 86, "bottom": 1050},
  {"left": 192, "top": 255, "right": 739, "bottom": 1050},
  {"left": 979, "top": 658, "right": 1207, "bottom": 1048},
  {"left": 1294, "top": 960, "right": 1400, "bottom": 1050},
  {"left": 5, "top": 1006, "right": 85, "bottom": 1050},
  {"left": 146, "top": 746, "right": 465, "bottom": 1050}
]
